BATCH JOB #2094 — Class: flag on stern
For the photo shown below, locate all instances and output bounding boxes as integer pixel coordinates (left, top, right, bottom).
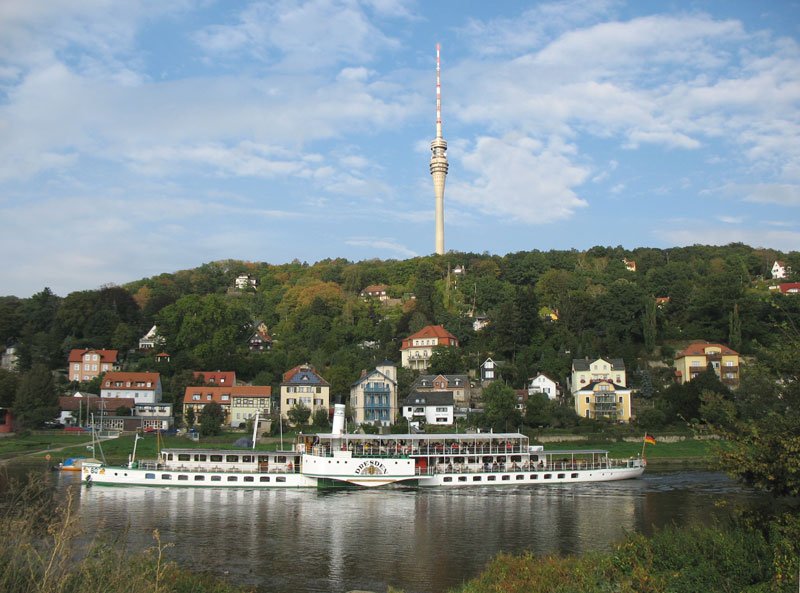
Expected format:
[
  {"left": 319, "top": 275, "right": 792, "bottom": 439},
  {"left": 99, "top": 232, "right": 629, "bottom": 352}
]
[{"left": 644, "top": 434, "right": 656, "bottom": 445}]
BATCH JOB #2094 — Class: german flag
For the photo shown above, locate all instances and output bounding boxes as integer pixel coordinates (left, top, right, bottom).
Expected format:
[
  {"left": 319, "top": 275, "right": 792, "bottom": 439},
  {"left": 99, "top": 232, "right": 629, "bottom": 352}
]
[{"left": 644, "top": 434, "right": 657, "bottom": 445}]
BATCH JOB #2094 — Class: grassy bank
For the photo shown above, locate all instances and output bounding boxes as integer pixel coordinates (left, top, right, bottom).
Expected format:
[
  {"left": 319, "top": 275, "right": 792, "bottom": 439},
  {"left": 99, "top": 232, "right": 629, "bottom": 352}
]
[
  {"left": 20, "top": 431, "right": 298, "bottom": 466},
  {"left": 543, "top": 438, "right": 720, "bottom": 466},
  {"left": 0, "top": 475, "right": 250, "bottom": 593},
  {"left": 0, "top": 433, "right": 92, "bottom": 459},
  {"left": 450, "top": 512, "right": 800, "bottom": 593}
]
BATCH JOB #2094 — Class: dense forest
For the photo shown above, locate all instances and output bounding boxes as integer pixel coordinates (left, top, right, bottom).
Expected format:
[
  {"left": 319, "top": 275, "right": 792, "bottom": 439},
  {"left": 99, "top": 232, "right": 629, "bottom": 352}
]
[{"left": 1, "top": 243, "right": 799, "bottom": 432}]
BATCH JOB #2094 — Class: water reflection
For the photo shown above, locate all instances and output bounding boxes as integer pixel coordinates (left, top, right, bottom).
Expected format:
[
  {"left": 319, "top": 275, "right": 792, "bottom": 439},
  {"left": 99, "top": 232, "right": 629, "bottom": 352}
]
[{"left": 59, "top": 470, "right": 754, "bottom": 593}]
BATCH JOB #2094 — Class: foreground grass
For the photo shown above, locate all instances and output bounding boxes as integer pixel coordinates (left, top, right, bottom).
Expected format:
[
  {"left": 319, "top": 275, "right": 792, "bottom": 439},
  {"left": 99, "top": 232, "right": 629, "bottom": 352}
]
[
  {"left": 451, "top": 513, "right": 800, "bottom": 593},
  {"left": 0, "top": 474, "right": 250, "bottom": 593}
]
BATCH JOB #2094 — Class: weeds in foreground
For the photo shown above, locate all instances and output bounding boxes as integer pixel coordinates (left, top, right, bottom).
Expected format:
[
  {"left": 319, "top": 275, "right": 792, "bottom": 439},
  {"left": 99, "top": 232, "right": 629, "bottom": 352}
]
[
  {"left": 450, "top": 513, "right": 800, "bottom": 593},
  {"left": 0, "top": 473, "right": 250, "bottom": 593}
]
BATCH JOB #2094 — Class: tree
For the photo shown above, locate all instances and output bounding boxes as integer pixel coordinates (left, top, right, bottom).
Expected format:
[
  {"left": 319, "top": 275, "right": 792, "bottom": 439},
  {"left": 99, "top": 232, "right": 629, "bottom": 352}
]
[
  {"left": 13, "top": 364, "right": 59, "bottom": 429},
  {"left": 199, "top": 402, "right": 225, "bottom": 436},
  {"left": 728, "top": 303, "right": 742, "bottom": 352},
  {"left": 427, "top": 346, "right": 462, "bottom": 375},
  {"left": 185, "top": 407, "right": 196, "bottom": 428},
  {"left": 480, "top": 382, "right": 522, "bottom": 432},
  {"left": 287, "top": 403, "right": 311, "bottom": 426},
  {"left": 0, "top": 369, "right": 19, "bottom": 408},
  {"left": 312, "top": 407, "right": 330, "bottom": 429},
  {"left": 642, "top": 296, "right": 657, "bottom": 353},
  {"left": 714, "top": 336, "right": 800, "bottom": 497},
  {"left": 523, "top": 393, "right": 553, "bottom": 427}
]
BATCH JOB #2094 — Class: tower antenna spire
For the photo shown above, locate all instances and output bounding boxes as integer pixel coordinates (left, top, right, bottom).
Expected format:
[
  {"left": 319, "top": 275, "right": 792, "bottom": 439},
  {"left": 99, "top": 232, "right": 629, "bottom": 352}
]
[
  {"left": 430, "top": 43, "right": 449, "bottom": 255},
  {"left": 436, "top": 42, "right": 443, "bottom": 139}
]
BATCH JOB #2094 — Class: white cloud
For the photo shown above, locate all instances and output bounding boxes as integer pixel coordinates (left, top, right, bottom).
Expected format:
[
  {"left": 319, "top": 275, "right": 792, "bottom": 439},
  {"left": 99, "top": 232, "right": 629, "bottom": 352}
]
[
  {"left": 192, "top": 0, "right": 401, "bottom": 70},
  {"left": 450, "top": 134, "right": 589, "bottom": 224},
  {"left": 345, "top": 237, "right": 417, "bottom": 258},
  {"left": 717, "top": 215, "right": 743, "bottom": 224},
  {"left": 742, "top": 183, "right": 800, "bottom": 206}
]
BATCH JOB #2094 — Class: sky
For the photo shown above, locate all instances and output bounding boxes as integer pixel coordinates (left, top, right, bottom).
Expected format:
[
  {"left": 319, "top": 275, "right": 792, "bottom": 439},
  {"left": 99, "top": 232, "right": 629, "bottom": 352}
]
[{"left": 1, "top": 0, "right": 799, "bottom": 297}]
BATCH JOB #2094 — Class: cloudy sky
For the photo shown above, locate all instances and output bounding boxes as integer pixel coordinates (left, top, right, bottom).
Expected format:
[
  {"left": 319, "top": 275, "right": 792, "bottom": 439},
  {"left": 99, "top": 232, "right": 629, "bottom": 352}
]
[{"left": 1, "top": 0, "right": 799, "bottom": 297}]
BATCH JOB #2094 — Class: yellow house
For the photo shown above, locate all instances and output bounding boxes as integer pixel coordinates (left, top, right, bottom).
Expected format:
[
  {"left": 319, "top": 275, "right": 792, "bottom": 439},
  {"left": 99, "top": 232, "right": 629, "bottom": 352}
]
[
  {"left": 673, "top": 342, "right": 740, "bottom": 388},
  {"left": 573, "top": 380, "right": 633, "bottom": 422}
]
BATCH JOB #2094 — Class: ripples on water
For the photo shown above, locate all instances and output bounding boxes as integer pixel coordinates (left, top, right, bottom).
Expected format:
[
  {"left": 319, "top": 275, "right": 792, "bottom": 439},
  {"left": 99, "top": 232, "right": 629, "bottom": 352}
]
[{"left": 45, "top": 470, "right": 756, "bottom": 593}]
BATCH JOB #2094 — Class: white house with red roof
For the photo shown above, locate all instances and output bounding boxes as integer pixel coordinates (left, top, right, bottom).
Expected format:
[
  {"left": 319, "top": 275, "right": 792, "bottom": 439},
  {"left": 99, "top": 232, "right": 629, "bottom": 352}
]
[
  {"left": 68, "top": 349, "right": 119, "bottom": 382},
  {"left": 400, "top": 325, "right": 459, "bottom": 371},
  {"left": 101, "top": 371, "right": 162, "bottom": 404}
]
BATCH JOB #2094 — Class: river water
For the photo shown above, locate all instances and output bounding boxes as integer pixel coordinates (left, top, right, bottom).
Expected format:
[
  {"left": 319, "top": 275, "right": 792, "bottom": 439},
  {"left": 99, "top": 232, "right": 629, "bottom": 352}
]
[{"left": 9, "top": 466, "right": 760, "bottom": 593}]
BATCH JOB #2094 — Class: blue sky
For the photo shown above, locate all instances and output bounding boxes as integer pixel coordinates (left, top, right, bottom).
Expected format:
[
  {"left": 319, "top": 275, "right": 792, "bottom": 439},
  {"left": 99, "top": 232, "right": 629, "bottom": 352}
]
[{"left": 1, "top": 0, "right": 798, "bottom": 297}]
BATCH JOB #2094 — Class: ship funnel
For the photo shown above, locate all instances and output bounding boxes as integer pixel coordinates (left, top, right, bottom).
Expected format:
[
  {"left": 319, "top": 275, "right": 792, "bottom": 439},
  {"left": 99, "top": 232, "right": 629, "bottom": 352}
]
[{"left": 331, "top": 404, "right": 346, "bottom": 436}]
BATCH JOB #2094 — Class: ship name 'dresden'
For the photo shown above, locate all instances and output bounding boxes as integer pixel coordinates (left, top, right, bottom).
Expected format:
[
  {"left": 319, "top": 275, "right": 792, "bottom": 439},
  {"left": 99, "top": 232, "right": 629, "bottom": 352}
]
[{"left": 354, "top": 460, "right": 387, "bottom": 475}]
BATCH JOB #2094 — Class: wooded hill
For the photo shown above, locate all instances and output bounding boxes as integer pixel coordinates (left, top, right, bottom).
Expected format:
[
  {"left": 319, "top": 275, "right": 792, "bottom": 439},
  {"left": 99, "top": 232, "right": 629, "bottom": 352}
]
[{"left": 1, "top": 243, "right": 798, "bottom": 424}]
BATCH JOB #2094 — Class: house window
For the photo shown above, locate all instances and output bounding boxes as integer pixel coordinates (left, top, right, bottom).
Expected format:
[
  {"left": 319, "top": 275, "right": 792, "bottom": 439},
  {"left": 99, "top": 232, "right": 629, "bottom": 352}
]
[
  {"left": 221, "top": 395, "right": 229, "bottom": 401},
  {"left": 192, "top": 395, "right": 200, "bottom": 401}
]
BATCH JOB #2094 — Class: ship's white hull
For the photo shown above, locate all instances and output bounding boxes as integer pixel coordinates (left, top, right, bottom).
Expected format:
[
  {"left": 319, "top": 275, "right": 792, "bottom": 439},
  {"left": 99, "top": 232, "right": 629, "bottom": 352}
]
[
  {"left": 83, "top": 464, "right": 315, "bottom": 488},
  {"left": 416, "top": 464, "right": 645, "bottom": 487},
  {"left": 83, "top": 459, "right": 643, "bottom": 489}
]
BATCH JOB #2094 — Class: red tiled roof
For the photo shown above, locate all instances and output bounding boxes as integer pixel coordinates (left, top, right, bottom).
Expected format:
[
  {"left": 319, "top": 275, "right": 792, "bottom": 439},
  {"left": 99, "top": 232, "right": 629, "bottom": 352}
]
[
  {"left": 193, "top": 371, "right": 236, "bottom": 385},
  {"left": 675, "top": 341, "right": 738, "bottom": 358},
  {"left": 779, "top": 283, "right": 800, "bottom": 294},
  {"left": 102, "top": 372, "right": 161, "bottom": 390},
  {"left": 68, "top": 349, "right": 118, "bottom": 363},
  {"left": 401, "top": 325, "right": 459, "bottom": 350},
  {"left": 183, "top": 385, "right": 272, "bottom": 405}
]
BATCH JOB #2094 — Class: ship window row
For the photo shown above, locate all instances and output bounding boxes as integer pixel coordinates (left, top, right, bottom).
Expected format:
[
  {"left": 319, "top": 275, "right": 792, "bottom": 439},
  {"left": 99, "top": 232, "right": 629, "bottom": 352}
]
[
  {"left": 170, "top": 453, "right": 290, "bottom": 464},
  {"left": 160, "top": 474, "right": 285, "bottom": 483},
  {"left": 442, "top": 472, "right": 579, "bottom": 483}
]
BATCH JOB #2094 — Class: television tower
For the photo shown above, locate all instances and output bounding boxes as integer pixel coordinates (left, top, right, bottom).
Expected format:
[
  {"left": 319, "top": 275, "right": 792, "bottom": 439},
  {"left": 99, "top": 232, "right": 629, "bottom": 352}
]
[{"left": 430, "top": 43, "right": 448, "bottom": 255}]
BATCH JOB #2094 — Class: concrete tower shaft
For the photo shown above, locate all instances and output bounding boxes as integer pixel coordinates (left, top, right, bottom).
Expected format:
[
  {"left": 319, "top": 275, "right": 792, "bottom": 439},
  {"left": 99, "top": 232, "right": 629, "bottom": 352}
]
[{"left": 430, "top": 43, "right": 448, "bottom": 255}]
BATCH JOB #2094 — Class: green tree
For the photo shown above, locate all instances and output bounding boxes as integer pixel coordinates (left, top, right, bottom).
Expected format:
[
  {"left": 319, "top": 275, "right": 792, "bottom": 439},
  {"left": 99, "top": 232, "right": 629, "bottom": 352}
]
[
  {"left": 199, "top": 402, "right": 225, "bottom": 436},
  {"left": 523, "top": 392, "right": 553, "bottom": 428},
  {"left": 715, "top": 336, "right": 800, "bottom": 497},
  {"left": 312, "top": 407, "right": 330, "bottom": 429},
  {"left": 480, "top": 382, "right": 522, "bottom": 432},
  {"left": 427, "top": 346, "right": 462, "bottom": 375},
  {"left": 642, "top": 296, "right": 657, "bottom": 353},
  {"left": 185, "top": 407, "right": 196, "bottom": 428},
  {"left": 0, "top": 369, "right": 19, "bottom": 408},
  {"left": 287, "top": 403, "right": 311, "bottom": 426},
  {"left": 728, "top": 303, "right": 742, "bottom": 351},
  {"left": 13, "top": 364, "right": 59, "bottom": 428}
]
